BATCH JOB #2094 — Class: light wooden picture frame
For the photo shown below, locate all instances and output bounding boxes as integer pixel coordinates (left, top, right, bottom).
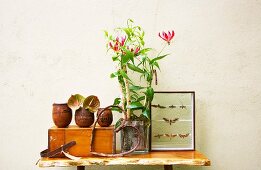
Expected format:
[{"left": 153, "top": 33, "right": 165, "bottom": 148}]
[{"left": 150, "top": 91, "right": 195, "bottom": 151}]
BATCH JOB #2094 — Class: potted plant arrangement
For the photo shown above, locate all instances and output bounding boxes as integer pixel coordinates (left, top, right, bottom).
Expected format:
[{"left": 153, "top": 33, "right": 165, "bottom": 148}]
[
  {"left": 67, "top": 94, "right": 100, "bottom": 127},
  {"left": 105, "top": 19, "right": 174, "bottom": 152}
]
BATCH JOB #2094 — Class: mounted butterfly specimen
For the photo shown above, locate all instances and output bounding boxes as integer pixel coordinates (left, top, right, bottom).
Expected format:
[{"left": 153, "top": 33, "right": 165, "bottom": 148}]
[
  {"left": 163, "top": 118, "right": 179, "bottom": 125},
  {"left": 163, "top": 133, "right": 177, "bottom": 140},
  {"left": 180, "top": 104, "right": 186, "bottom": 109},
  {"left": 169, "top": 105, "right": 176, "bottom": 108},
  {"left": 151, "top": 104, "right": 166, "bottom": 109},
  {"left": 170, "top": 134, "right": 177, "bottom": 138},
  {"left": 179, "top": 133, "right": 190, "bottom": 138},
  {"left": 154, "top": 134, "right": 163, "bottom": 139},
  {"left": 178, "top": 100, "right": 187, "bottom": 109}
]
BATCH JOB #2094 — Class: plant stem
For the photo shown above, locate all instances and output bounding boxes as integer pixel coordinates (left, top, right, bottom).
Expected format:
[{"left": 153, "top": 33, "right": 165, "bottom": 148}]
[
  {"left": 118, "top": 80, "right": 126, "bottom": 118},
  {"left": 157, "top": 43, "right": 167, "bottom": 58},
  {"left": 122, "top": 66, "right": 131, "bottom": 120}
]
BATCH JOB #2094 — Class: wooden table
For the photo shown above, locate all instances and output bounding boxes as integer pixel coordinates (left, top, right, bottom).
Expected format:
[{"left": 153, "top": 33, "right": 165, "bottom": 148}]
[{"left": 37, "top": 151, "right": 210, "bottom": 170}]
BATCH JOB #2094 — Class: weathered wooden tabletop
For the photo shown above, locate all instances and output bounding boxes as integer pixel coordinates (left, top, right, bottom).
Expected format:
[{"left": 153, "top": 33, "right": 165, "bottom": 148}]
[{"left": 38, "top": 151, "right": 210, "bottom": 168}]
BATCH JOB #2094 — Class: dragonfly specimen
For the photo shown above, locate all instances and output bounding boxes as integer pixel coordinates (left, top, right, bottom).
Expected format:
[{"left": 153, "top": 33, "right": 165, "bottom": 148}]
[
  {"left": 163, "top": 118, "right": 179, "bottom": 125},
  {"left": 151, "top": 104, "right": 166, "bottom": 109}
]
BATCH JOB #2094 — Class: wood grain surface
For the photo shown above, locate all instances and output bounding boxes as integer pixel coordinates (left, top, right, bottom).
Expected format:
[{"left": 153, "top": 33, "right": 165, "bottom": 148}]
[
  {"left": 38, "top": 151, "right": 210, "bottom": 167},
  {"left": 48, "top": 125, "right": 115, "bottom": 157}
]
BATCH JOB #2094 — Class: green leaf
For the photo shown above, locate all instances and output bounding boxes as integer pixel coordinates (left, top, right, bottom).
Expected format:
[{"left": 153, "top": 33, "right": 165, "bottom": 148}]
[
  {"left": 83, "top": 95, "right": 100, "bottom": 112},
  {"left": 111, "top": 107, "right": 122, "bottom": 113},
  {"left": 108, "top": 35, "right": 113, "bottom": 40},
  {"left": 134, "top": 26, "right": 141, "bottom": 31},
  {"left": 104, "top": 30, "right": 108, "bottom": 37},
  {"left": 146, "top": 72, "right": 153, "bottom": 82},
  {"left": 141, "top": 39, "right": 145, "bottom": 46},
  {"left": 128, "top": 51, "right": 135, "bottom": 64},
  {"left": 129, "top": 85, "right": 145, "bottom": 91},
  {"left": 130, "top": 114, "right": 139, "bottom": 120},
  {"left": 142, "top": 109, "right": 150, "bottom": 120},
  {"left": 75, "top": 94, "right": 85, "bottom": 103},
  {"left": 142, "top": 31, "right": 145, "bottom": 37},
  {"left": 138, "top": 48, "right": 152, "bottom": 54},
  {"left": 123, "top": 28, "right": 131, "bottom": 37},
  {"left": 117, "top": 74, "right": 124, "bottom": 84},
  {"left": 131, "top": 95, "right": 137, "bottom": 101},
  {"left": 110, "top": 71, "right": 119, "bottom": 78},
  {"left": 121, "top": 54, "right": 130, "bottom": 65},
  {"left": 130, "top": 89, "right": 139, "bottom": 95},
  {"left": 115, "top": 119, "right": 123, "bottom": 129},
  {"left": 145, "top": 87, "right": 154, "bottom": 102},
  {"left": 153, "top": 61, "right": 161, "bottom": 70},
  {"left": 127, "top": 63, "right": 144, "bottom": 73},
  {"left": 137, "top": 96, "right": 145, "bottom": 102},
  {"left": 150, "top": 54, "right": 169, "bottom": 64},
  {"left": 113, "top": 98, "right": 121, "bottom": 105},
  {"left": 127, "top": 101, "right": 144, "bottom": 110},
  {"left": 119, "top": 70, "right": 131, "bottom": 81},
  {"left": 67, "top": 94, "right": 85, "bottom": 110},
  {"left": 131, "top": 93, "right": 139, "bottom": 98},
  {"left": 122, "top": 49, "right": 134, "bottom": 65},
  {"left": 112, "top": 56, "right": 118, "bottom": 61},
  {"left": 128, "top": 18, "right": 134, "bottom": 23}
]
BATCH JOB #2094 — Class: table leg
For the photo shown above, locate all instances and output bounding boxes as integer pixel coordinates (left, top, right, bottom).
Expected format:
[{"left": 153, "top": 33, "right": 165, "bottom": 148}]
[
  {"left": 164, "top": 165, "right": 173, "bottom": 170},
  {"left": 77, "top": 166, "right": 85, "bottom": 170}
]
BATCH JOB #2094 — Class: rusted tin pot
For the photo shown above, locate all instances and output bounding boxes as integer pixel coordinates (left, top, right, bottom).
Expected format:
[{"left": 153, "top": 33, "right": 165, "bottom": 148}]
[
  {"left": 97, "top": 108, "right": 113, "bottom": 127},
  {"left": 52, "top": 103, "right": 72, "bottom": 128},
  {"left": 75, "top": 107, "right": 94, "bottom": 127}
]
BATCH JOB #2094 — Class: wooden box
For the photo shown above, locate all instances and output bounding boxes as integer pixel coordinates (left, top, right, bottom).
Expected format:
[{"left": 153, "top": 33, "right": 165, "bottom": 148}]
[{"left": 48, "top": 125, "right": 115, "bottom": 157}]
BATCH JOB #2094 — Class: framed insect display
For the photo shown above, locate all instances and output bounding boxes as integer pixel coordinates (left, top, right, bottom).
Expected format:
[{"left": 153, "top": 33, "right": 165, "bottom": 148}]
[{"left": 150, "top": 91, "right": 195, "bottom": 150}]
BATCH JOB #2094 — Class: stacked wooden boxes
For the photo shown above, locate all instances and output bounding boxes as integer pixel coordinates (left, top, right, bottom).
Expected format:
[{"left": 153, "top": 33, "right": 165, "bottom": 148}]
[{"left": 48, "top": 125, "right": 115, "bottom": 157}]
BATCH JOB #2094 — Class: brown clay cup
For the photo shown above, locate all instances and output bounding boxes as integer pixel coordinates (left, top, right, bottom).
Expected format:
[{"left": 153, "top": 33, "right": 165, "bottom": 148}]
[
  {"left": 97, "top": 108, "right": 113, "bottom": 127},
  {"left": 75, "top": 107, "right": 94, "bottom": 127},
  {"left": 52, "top": 103, "right": 72, "bottom": 128}
]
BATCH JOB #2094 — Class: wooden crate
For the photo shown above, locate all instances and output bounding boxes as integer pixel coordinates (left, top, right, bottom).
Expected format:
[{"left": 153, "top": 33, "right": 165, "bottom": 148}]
[{"left": 48, "top": 125, "right": 115, "bottom": 157}]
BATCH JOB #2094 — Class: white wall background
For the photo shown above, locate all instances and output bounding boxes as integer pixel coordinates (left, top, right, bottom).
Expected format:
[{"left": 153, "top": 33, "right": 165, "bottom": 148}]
[{"left": 1, "top": 0, "right": 261, "bottom": 170}]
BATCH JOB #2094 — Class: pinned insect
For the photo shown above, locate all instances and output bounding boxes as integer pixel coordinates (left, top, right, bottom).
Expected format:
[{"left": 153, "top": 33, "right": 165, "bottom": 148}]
[
  {"left": 179, "top": 133, "right": 190, "bottom": 138},
  {"left": 163, "top": 118, "right": 179, "bottom": 125},
  {"left": 171, "top": 134, "right": 177, "bottom": 138},
  {"left": 154, "top": 134, "right": 163, "bottom": 139},
  {"left": 151, "top": 104, "right": 166, "bottom": 109},
  {"left": 178, "top": 100, "right": 187, "bottom": 109},
  {"left": 180, "top": 104, "right": 186, "bottom": 109},
  {"left": 154, "top": 133, "right": 188, "bottom": 140},
  {"left": 169, "top": 105, "right": 176, "bottom": 108},
  {"left": 163, "top": 133, "right": 177, "bottom": 140}
]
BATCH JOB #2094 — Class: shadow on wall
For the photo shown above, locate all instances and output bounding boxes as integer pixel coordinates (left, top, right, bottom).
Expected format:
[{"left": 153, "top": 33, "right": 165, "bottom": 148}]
[{"left": 172, "top": 98, "right": 209, "bottom": 170}]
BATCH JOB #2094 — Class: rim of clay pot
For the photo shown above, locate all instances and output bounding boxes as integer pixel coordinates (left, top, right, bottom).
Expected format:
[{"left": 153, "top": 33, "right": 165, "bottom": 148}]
[
  {"left": 97, "top": 108, "right": 112, "bottom": 115},
  {"left": 98, "top": 107, "right": 110, "bottom": 109},
  {"left": 53, "top": 103, "right": 68, "bottom": 106}
]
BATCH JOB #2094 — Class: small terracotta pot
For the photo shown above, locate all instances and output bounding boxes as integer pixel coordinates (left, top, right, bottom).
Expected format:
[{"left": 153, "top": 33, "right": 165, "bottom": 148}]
[
  {"left": 52, "top": 103, "right": 72, "bottom": 128},
  {"left": 75, "top": 107, "right": 94, "bottom": 127},
  {"left": 97, "top": 108, "right": 113, "bottom": 127}
]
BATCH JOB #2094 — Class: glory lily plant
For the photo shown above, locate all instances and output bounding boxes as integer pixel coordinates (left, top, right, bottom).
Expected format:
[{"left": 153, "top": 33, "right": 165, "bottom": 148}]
[
  {"left": 159, "top": 31, "right": 175, "bottom": 45},
  {"left": 105, "top": 19, "right": 174, "bottom": 122}
]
